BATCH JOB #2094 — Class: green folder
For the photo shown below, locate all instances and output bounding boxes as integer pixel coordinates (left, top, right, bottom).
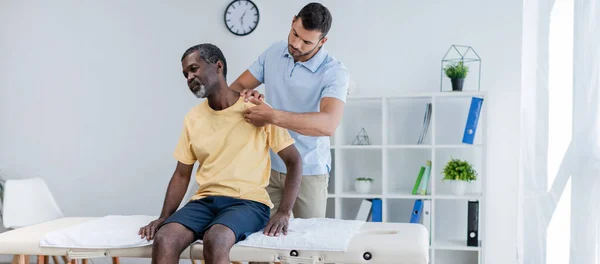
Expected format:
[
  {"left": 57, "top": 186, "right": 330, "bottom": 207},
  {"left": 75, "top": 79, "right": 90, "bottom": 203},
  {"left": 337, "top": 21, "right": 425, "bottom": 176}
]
[{"left": 412, "top": 166, "right": 425, "bottom": 195}]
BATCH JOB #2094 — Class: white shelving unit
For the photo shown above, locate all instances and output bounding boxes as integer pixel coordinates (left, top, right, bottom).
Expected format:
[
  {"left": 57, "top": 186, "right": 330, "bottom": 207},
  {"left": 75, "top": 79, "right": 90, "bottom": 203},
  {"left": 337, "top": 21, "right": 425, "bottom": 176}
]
[{"left": 326, "top": 91, "right": 487, "bottom": 264}]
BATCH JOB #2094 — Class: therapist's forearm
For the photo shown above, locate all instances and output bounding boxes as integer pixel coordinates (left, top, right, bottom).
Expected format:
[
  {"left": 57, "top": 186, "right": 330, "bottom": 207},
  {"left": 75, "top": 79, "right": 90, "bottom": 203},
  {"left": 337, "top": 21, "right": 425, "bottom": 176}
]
[
  {"left": 229, "top": 82, "right": 245, "bottom": 93},
  {"left": 159, "top": 173, "right": 189, "bottom": 219},
  {"left": 271, "top": 110, "right": 337, "bottom": 137}
]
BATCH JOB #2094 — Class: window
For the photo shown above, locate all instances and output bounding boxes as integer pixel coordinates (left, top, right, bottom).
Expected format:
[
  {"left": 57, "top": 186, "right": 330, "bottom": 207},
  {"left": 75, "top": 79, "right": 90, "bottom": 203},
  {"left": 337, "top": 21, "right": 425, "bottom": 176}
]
[{"left": 547, "top": 0, "right": 573, "bottom": 263}]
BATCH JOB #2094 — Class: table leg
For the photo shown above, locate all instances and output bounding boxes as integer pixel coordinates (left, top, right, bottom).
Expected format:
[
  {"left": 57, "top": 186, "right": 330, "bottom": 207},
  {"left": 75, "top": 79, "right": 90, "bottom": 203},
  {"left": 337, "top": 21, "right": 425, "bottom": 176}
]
[{"left": 16, "top": 255, "right": 26, "bottom": 264}]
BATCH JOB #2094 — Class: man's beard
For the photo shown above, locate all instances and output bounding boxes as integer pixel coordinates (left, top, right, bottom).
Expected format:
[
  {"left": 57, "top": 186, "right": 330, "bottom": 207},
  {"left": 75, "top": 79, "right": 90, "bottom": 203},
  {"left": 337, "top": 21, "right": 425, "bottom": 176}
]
[
  {"left": 190, "top": 78, "right": 207, "bottom": 98},
  {"left": 288, "top": 43, "right": 319, "bottom": 58},
  {"left": 193, "top": 84, "right": 207, "bottom": 98}
]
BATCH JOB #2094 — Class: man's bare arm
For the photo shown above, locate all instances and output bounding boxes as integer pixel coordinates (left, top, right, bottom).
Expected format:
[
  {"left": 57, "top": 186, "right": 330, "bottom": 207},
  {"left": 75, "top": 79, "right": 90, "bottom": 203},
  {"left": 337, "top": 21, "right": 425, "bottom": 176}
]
[
  {"left": 264, "top": 144, "right": 302, "bottom": 236},
  {"left": 230, "top": 70, "right": 261, "bottom": 94},
  {"left": 275, "top": 145, "right": 302, "bottom": 214},
  {"left": 158, "top": 161, "right": 194, "bottom": 218},
  {"left": 139, "top": 161, "right": 193, "bottom": 239}
]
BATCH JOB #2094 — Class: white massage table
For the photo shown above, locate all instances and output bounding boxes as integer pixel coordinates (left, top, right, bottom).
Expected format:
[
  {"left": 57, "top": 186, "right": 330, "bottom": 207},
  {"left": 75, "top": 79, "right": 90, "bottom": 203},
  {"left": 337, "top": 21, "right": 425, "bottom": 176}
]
[{"left": 0, "top": 217, "right": 429, "bottom": 264}]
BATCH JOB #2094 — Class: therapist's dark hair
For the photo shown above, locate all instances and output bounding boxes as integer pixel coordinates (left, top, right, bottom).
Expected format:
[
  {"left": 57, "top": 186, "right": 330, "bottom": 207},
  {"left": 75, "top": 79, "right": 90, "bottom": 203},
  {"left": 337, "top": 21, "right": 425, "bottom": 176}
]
[
  {"left": 297, "top": 2, "right": 332, "bottom": 38},
  {"left": 181, "top": 43, "right": 228, "bottom": 80}
]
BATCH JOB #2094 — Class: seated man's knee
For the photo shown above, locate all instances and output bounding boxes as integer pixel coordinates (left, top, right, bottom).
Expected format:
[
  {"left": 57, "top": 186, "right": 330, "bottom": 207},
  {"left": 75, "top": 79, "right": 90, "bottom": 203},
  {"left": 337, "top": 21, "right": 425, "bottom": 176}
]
[
  {"left": 153, "top": 223, "right": 194, "bottom": 253},
  {"left": 203, "top": 224, "right": 235, "bottom": 256}
]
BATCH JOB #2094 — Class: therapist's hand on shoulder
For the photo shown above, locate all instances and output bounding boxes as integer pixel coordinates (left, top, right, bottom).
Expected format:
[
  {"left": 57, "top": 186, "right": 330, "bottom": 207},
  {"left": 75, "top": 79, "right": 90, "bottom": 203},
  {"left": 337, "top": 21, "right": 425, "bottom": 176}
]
[
  {"left": 244, "top": 96, "right": 273, "bottom": 127},
  {"left": 241, "top": 89, "right": 265, "bottom": 102},
  {"left": 138, "top": 217, "right": 166, "bottom": 241},
  {"left": 264, "top": 211, "right": 290, "bottom": 237}
]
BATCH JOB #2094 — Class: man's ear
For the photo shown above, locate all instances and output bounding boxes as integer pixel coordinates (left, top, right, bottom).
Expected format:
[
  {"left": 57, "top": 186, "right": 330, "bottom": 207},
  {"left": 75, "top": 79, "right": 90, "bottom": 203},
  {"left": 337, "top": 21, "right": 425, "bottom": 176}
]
[
  {"left": 319, "top": 36, "right": 328, "bottom": 47},
  {"left": 216, "top": 60, "right": 224, "bottom": 74}
]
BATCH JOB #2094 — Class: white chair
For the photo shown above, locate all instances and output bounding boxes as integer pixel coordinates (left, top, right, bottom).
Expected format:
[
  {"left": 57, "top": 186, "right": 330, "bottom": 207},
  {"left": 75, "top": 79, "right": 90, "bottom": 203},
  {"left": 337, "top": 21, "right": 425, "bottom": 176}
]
[
  {"left": 2, "top": 177, "right": 63, "bottom": 229},
  {"left": 2, "top": 178, "right": 101, "bottom": 264}
]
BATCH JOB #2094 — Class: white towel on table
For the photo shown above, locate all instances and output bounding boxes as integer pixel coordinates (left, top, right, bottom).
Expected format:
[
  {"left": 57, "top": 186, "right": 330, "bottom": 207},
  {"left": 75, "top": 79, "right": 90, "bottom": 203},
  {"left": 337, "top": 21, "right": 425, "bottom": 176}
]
[
  {"left": 40, "top": 215, "right": 365, "bottom": 252},
  {"left": 236, "top": 217, "right": 365, "bottom": 252},
  {"left": 41, "top": 215, "right": 155, "bottom": 249}
]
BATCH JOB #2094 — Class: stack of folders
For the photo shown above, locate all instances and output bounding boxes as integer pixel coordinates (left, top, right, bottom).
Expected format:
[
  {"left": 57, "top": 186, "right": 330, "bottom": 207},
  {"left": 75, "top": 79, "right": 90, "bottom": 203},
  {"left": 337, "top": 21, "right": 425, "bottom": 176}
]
[
  {"left": 417, "top": 103, "right": 432, "bottom": 144},
  {"left": 354, "top": 199, "right": 382, "bottom": 222},
  {"left": 409, "top": 160, "right": 432, "bottom": 243},
  {"left": 412, "top": 160, "right": 432, "bottom": 196}
]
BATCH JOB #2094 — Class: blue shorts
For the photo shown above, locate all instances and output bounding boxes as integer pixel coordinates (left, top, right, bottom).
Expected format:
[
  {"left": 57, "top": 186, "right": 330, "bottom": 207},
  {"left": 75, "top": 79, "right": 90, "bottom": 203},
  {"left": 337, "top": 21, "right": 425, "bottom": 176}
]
[{"left": 161, "top": 196, "right": 270, "bottom": 242}]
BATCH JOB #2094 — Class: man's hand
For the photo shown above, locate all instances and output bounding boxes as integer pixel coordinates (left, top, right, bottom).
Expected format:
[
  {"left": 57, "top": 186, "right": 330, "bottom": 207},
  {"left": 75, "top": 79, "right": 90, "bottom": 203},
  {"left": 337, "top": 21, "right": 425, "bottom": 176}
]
[
  {"left": 138, "top": 217, "right": 166, "bottom": 241},
  {"left": 263, "top": 211, "right": 291, "bottom": 237},
  {"left": 240, "top": 88, "right": 264, "bottom": 102},
  {"left": 244, "top": 97, "right": 274, "bottom": 127}
]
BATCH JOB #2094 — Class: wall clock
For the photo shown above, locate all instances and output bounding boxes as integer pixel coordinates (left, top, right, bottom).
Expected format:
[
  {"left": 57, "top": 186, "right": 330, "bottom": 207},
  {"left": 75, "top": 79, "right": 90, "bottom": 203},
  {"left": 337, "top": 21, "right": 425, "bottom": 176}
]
[{"left": 224, "top": 0, "right": 259, "bottom": 36}]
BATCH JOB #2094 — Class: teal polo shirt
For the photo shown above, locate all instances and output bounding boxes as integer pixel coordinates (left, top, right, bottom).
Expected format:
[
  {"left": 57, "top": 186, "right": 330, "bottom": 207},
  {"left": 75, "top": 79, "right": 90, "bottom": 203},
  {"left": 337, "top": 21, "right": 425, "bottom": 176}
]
[{"left": 248, "top": 40, "right": 349, "bottom": 176}]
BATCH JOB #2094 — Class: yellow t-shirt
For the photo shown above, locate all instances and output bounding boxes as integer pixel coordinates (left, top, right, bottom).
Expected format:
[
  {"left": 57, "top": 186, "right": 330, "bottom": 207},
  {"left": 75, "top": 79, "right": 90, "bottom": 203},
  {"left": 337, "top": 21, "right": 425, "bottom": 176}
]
[{"left": 173, "top": 96, "right": 294, "bottom": 208}]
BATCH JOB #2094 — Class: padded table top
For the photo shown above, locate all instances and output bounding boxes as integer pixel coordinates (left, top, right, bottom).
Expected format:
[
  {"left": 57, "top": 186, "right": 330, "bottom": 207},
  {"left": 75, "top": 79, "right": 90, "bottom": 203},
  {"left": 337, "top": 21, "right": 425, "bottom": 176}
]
[{"left": 0, "top": 217, "right": 429, "bottom": 264}]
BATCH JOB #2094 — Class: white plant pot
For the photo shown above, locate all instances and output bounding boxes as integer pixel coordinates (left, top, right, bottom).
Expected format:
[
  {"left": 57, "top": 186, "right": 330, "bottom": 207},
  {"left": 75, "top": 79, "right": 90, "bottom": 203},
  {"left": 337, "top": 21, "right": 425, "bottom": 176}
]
[
  {"left": 355, "top": 180, "right": 371, "bottom": 194},
  {"left": 451, "top": 180, "right": 468, "bottom": 196}
]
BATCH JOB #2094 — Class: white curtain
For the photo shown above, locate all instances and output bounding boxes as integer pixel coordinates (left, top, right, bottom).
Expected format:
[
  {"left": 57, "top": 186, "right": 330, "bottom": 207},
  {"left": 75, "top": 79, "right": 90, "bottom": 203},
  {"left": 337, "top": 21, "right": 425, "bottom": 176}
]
[{"left": 520, "top": 0, "right": 600, "bottom": 263}]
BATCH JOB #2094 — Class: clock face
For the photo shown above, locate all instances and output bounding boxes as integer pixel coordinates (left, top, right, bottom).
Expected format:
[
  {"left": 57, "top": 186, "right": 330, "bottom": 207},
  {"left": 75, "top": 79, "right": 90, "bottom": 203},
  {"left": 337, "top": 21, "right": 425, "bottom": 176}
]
[{"left": 224, "top": 0, "right": 259, "bottom": 36}]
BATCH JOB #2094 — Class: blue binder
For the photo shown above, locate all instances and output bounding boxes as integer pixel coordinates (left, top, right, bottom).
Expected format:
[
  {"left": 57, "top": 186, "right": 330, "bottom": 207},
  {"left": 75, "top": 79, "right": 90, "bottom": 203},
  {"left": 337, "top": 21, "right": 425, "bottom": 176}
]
[
  {"left": 371, "top": 199, "right": 382, "bottom": 222},
  {"left": 462, "top": 97, "right": 484, "bottom": 144},
  {"left": 410, "top": 199, "right": 423, "bottom": 223}
]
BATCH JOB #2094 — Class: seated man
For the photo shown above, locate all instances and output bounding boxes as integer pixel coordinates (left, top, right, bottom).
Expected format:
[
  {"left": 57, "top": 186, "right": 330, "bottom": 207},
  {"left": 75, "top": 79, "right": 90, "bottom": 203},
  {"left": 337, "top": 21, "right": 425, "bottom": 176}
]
[{"left": 138, "top": 43, "right": 302, "bottom": 264}]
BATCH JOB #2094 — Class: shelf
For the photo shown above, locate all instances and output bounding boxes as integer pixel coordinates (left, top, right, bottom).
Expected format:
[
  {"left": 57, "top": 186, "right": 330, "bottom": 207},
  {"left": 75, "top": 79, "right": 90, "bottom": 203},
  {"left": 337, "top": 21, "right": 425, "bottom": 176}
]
[
  {"left": 435, "top": 144, "right": 483, "bottom": 149},
  {"left": 434, "top": 248, "right": 480, "bottom": 264},
  {"left": 345, "top": 91, "right": 486, "bottom": 100},
  {"left": 330, "top": 193, "right": 383, "bottom": 199},
  {"left": 434, "top": 239, "right": 481, "bottom": 251},
  {"left": 328, "top": 192, "right": 477, "bottom": 200},
  {"left": 386, "top": 191, "right": 431, "bottom": 199},
  {"left": 327, "top": 93, "right": 486, "bottom": 264},
  {"left": 331, "top": 144, "right": 481, "bottom": 149},
  {"left": 332, "top": 145, "right": 383, "bottom": 149},
  {"left": 434, "top": 192, "right": 482, "bottom": 200},
  {"left": 388, "top": 144, "right": 432, "bottom": 149}
]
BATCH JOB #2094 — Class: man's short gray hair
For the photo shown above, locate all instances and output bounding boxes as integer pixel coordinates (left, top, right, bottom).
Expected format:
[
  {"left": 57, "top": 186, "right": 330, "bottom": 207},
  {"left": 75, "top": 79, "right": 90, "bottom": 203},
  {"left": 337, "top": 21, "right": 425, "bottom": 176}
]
[{"left": 181, "top": 43, "right": 228, "bottom": 80}]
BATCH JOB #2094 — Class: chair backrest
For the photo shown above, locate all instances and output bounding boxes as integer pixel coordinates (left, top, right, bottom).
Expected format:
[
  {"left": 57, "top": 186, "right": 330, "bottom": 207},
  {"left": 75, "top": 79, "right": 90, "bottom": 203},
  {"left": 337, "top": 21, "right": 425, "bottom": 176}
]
[{"left": 2, "top": 177, "right": 63, "bottom": 229}]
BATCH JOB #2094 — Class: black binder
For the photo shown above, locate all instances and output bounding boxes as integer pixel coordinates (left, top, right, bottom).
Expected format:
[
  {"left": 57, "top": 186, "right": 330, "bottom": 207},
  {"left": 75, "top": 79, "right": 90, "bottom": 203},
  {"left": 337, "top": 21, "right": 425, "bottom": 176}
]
[{"left": 467, "top": 200, "right": 479, "bottom": 247}]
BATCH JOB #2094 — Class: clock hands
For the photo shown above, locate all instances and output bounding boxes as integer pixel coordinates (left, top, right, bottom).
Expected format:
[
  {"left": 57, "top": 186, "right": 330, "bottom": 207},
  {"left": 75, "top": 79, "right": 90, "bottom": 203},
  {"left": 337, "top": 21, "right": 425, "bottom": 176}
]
[{"left": 240, "top": 10, "right": 247, "bottom": 26}]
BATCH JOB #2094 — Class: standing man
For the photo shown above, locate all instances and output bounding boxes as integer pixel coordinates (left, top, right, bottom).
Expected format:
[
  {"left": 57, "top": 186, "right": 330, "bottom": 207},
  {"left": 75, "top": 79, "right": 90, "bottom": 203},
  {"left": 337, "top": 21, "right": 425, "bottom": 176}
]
[{"left": 230, "top": 2, "right": 349, "bottom": 220}]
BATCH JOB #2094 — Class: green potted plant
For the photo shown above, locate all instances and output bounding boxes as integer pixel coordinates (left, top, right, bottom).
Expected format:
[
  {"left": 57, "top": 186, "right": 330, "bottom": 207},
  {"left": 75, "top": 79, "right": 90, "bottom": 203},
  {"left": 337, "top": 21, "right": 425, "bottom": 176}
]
[
  {"left": 442, "top": 158, "right": 477, "bottom": 195},
  {"left": 355, "top": 177, "right": 374, "bottom": 194},
  {"left": 444, "top": 61, "right": 469, "bottom": 91}
]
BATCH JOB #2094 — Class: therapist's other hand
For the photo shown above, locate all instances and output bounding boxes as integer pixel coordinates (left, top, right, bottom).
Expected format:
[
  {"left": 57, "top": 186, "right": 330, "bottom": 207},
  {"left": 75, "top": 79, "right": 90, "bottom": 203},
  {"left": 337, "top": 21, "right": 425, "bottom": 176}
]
[
  {"left": 264, "top": 211, "right": 290, "bottom": 237},
  {"left": 244, "top": 97, "right": 273, "bottom": 127},
  {"left": 139, "top": 217, "right": 166, "bottom": 241},
  {"left": 240, "top": 89, "right": 265, "bottom": 102}
]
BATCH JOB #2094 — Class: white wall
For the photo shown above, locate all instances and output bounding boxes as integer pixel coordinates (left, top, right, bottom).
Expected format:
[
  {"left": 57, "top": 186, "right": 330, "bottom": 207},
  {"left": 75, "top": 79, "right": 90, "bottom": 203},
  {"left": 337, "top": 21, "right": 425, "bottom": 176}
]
[{"left": 0, "top": 0, "right": 522, "bottom": 263}]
